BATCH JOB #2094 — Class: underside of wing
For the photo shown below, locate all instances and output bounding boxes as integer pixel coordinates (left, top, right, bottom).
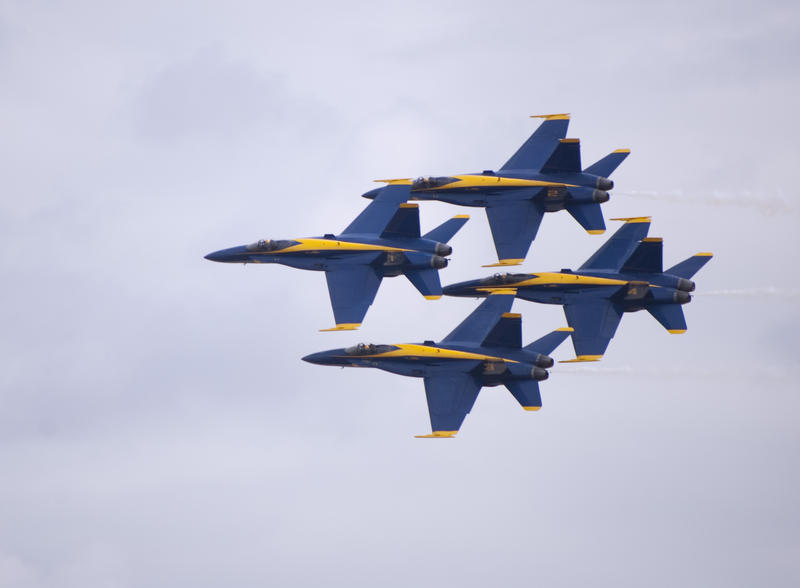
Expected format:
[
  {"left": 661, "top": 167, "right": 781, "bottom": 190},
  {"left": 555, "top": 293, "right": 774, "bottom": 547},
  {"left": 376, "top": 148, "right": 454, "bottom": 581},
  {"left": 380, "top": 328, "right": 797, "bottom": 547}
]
[
  {"left": 417, "top": 373, "right": 482, "bottom": 437},
  {"left": 579, "top": 217, "right": 651, "bottom": 271},
  {"left": 322, "top": 265, "right": 383, "bottom": 330},
  {"left": 500, "top": 114, "right": 570, "bottom": 172},
  {"left": 442, "top": 293, "right": 515, "bottom": 344},
  {"left": 342, "top": 185, "right": 411, "bottom": 235},
  {"left": 562, "top": 300, "right": 624, "bottom": 360},
  {"left": 485, "top": 200, "right": 545, "bottom": 265}
]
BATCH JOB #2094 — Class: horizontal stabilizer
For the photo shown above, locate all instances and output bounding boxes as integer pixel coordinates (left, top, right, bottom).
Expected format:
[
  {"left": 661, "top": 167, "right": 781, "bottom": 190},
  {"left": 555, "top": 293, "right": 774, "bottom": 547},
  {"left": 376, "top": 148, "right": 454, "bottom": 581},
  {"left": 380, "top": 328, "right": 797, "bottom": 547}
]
[
  {"left": 540, "top": 139, "right": 582, "bottom": 174},
  {"left": 343, "top": 184, "right": 411, "bottom": 235},
  {"left": 381, "top": 204, "right": 420, "bottom": 239},
  {"left": 583, "top": 149, "right": 630, "bottom": 177},
  {"left": 621, "top": 238, "right": 663, "bottom": 274},
  {"left": 486, "top": 200, "right": 545, "bottom": 264},
  {"left": 406, "top": 268, "right": 443, "bottom": 299},
  {"left": 525, "top": 327, "right": 573, "bottom": 355},
  {"left": 580, "top": 217, "right": 651, "bottom": 271},
  {"left": 666, "top": 253, "right": 713, "bottom": 279},
  {"left": 443, "top": 292, "right": 515, "bottom": 344},
  {"left": 505, "top": 380, "right": 542, "bottom": 411},
  {"left": 647, "top": 304, "right": 687, "bottom": 333},
  {"left": 482, "top": 313, "right": 522, "bottom": 349},
  {"left": 423, "top": 215, "right": 469, "bottom": 243},
  {"left": 500, "top": 115, "right": 570, "bottom": 171},
  {"left": 566, "top": 202, "right": 606, "bottom": 234}
]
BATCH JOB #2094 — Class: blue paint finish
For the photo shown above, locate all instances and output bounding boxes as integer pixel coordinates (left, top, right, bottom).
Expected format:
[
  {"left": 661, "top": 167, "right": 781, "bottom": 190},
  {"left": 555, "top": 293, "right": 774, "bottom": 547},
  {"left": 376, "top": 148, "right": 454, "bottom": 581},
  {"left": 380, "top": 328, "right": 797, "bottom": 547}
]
[
  {"left": 363, "top": 117, "right": 629, "bottom": 263},
  {"left": 302, "top": 294, "right": 572, "bottom": 436},
  {"left": 205, "top": 185, "right": 469, "bottom": 328},
  {"left": 443, "top": 222, "right": 712, "bottom": 358}
]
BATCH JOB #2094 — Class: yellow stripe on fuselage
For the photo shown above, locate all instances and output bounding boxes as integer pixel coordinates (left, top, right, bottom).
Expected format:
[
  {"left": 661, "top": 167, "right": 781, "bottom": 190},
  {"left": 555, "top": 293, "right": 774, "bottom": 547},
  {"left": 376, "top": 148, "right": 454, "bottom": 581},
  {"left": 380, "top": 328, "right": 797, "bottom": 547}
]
[
  {"left": 355, "top": 343, "right": 518, "bottom": 363},
  {"left": 272, "top": 238, "right": 411, "bottom": 254},
  {"left": 478, "top": 272, "right": 630, "bottom": 290},
  {"left": 418, "top": 175, "right": 576, "bottom": 191}
]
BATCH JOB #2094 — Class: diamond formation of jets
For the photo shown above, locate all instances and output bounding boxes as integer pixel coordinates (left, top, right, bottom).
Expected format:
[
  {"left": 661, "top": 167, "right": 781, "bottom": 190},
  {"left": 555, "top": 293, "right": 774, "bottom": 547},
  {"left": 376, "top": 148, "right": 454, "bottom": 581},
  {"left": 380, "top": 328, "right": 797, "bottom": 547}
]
[
  {"left": 362, "top": 114, "right": 629, "bottom": 266},
  {"left": 207, "top": 114, "right": 712, "bottom": 437},
  {"left": 205, "top": 185, "right": 468, "bottom": 331},
  {"left": 303, "top": 292, "right": 572, "bottom": 438},
  {"left": 443, "top": 217, "right": 712, "bottom": 361}
]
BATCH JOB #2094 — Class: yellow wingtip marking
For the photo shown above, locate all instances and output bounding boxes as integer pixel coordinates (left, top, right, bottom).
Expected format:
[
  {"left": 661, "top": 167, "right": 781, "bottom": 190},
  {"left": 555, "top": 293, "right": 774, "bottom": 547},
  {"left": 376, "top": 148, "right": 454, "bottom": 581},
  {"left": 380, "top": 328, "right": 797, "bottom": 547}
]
[
  {"left": 523, "top": 406, "right": 541, "bottom": 412},
  {"left": 642, "top": 237, "right": 663, "bottom": 242},
  {"left": 452, "top": 214, "right": 470, "bottom": 219},
  {"left": 587, "top": 229, "right": 606, "bottom": 235},
  {"left": 556, "top": 327, "right": 574, "bottom": 332},
  {"left": 319, "top": 323, "right": 361, "bottom": 332},
  {"left": 424, "top": 295, "right": 442, "bottom": 300},
  {"left": 530, "top": 113, "right": 570, "bottom": 120},
  {"left": 399, "top": 203, "right": 419, "bottom": 209},
  {"left": 482, "top": 258, "right": 524, "bottom": 268},
  {"left": 415, "top": 431, "right": 458, "bottom": 438},
  {"left": 613, "top": 148, "right": 631, "bottom": 154},
  {"left": 610, "top": 216, "right": 651, "bottom": 223},
  {"left": 560, "top": 138, "right": 580, "bottom": 143},
  {"left": 559, "top": 355, "right": 603, "bottom": 363},
  {"left": 696, "top": 252, "right": 713, "bottom": 257},
  {"left": 668, "top": 329, "right": 687, "bottom": 334},
  {"left": 501, "top": 312, "right": 521, "bottom": 319}
]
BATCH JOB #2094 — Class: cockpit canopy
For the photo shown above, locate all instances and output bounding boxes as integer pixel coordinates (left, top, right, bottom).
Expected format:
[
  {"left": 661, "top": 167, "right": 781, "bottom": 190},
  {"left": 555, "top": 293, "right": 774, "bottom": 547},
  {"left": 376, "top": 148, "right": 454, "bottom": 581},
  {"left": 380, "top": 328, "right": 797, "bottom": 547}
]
[
  {"left": 245, "top": 239, "right": 299, "bottom": 252},
  {"left": 411, "top": 176, "right": 458, "bottom": 190},
  {"left": 486, "top": 272, "right": 531, "bottom": 284},
  {"left": 344, "top": 343, "right": 398, "bottom": 356}
]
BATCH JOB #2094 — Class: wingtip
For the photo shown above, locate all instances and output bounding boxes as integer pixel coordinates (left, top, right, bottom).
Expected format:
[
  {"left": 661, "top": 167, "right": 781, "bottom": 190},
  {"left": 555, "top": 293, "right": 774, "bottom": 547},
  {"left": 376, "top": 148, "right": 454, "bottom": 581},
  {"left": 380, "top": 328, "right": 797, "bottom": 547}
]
[
  {"left": 610, "top": 216, "right": 651, "bottom": 224},
  {"left": 586, "top": 229, "right": 606, "bottom": 235},
  {"left": 559, "top": 355, "right": 603, "bottom": 363},
  {"left": 319, "top": 323, "right": 361, "bottom": 332},
  {"left": 696, "top": 252, "right": 714, "bottom": 257},
  {"left": 424, "top": 295, "right": 442, "bottom": 300},
  {"left": 613, "top": 148, "right": 631, "bottom": 154},
  {"left": 482, "top": 258, "right": 524, "bottom": 268},
  {"left": 452, "top": 214, "right": 470, "bottom": 219},
  {"left": 415, "top": 431, "right": 458, "bottom": 438},
  {"left": 523, "top": 406, "right": 542, "bottom": 412},
  {"left": 555, "top": 327, "right": 574, "bottom": 332},
  {"left": 668, "top": 329, "right": 687, "bottom": 334},
  {"left": 530, "top": 113, "right": 570, "bottom": 121}
]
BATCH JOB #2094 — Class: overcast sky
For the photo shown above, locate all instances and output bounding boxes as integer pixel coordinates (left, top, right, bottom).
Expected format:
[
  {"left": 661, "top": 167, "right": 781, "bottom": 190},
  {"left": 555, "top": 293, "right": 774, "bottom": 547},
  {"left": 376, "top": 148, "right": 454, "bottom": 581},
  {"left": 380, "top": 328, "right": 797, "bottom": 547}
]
[{"left": 1, "top": 1, "right": 799, "bottom": 586}]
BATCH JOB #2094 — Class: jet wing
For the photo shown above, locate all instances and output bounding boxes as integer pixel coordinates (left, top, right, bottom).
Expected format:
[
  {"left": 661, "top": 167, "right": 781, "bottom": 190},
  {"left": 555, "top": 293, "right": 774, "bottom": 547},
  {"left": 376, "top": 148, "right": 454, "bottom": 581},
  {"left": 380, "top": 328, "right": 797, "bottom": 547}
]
[
  {"left": 442, "top": 292, "right": 515, "bottom": 344},
  {"left": 500, "top": 114, "right": 570, "bottom": 172},
  {"left": 485, "top": 200, "right": 545, "bottom": 265},
  {"left": 321, "top": 266, "right": 383, "bottom": 330},
  {"left": 579, "top": 217, "right": 651, "bottom": 271},
  {"left": 561, "top": 300, "right": 624, "bottom": 360},
  {"left": 342, "top": 185, "right": 411, "bottom": 235},
  {"left": 416, "top": 373, "right": 482, "bottom": 437}
]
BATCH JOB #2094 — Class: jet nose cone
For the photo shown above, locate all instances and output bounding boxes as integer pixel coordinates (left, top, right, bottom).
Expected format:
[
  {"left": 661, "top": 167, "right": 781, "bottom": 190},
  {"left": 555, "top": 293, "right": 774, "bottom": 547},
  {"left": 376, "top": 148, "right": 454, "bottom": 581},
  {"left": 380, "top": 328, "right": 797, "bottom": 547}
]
[
  {"left": 204, "top": 245, "right": 248, "bottom": 263},
  {"left": 302, "top": 351, "right": 335, "bottom": 365}
]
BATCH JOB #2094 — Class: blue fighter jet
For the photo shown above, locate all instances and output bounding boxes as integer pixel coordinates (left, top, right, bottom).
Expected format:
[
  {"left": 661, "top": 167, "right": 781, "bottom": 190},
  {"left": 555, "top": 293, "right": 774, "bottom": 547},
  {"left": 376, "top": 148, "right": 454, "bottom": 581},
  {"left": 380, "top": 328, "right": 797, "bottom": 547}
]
[
  {"left": 205, "top": 185, "right": 468, "bottom": 331},
  {"left": 442, "top": 217, "right": 712, "bottom": 361},
  {"left": 303, "top": 292, "right": 572, "bottom": 437},
  {"left": 362, "top": 114, "right": 629, "bottom": 266}
]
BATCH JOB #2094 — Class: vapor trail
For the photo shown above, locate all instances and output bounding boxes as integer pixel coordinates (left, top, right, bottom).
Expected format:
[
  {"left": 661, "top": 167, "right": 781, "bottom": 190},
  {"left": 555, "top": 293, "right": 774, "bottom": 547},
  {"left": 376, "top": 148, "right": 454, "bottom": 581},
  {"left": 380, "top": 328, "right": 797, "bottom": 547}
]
[
  {"left": 614, "top": 189, "right": 798, "bottom": 216},
  {"left": 695, "top": 287, "right": 800, "bottom": 299}
]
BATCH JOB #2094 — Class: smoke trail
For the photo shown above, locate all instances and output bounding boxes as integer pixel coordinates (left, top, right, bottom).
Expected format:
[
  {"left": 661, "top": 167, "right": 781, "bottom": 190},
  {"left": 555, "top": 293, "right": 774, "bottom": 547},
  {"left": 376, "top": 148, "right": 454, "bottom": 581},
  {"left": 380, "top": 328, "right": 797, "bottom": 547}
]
[
  {"left": 614, "top": 189, "right": 798, "bottom": 216},
  {"left": 556, "top": 364, "right": 797, "bottom": 379},
  {"left": 695, "top": 287, "right": 800, "bottom": 299}
]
